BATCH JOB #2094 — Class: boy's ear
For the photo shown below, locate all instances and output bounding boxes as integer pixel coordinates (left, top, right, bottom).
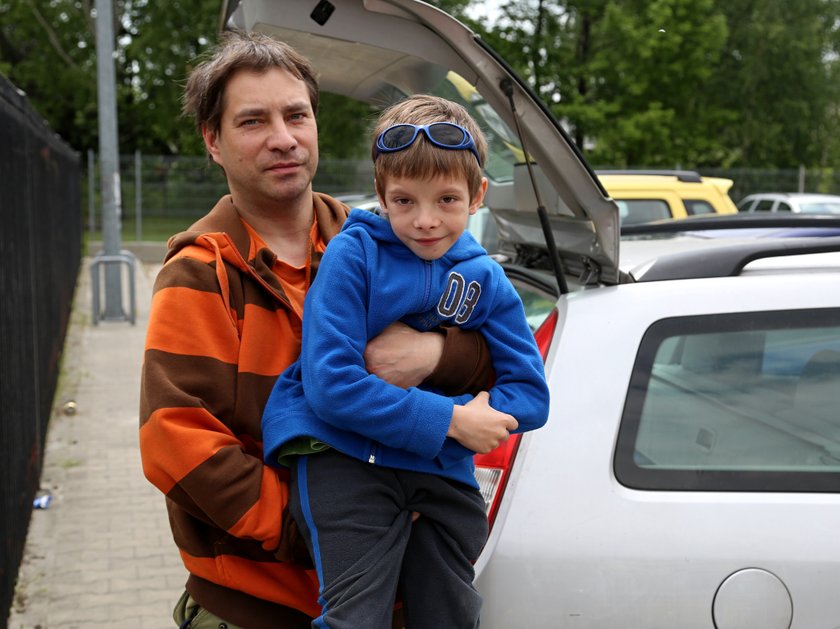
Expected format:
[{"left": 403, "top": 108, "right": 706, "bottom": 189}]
[
  {"left": 469, "top": 177, "right": 489, "bottom": 215},
  {"left": 374, "top": 179, "right": 388, "bottom": 214}
]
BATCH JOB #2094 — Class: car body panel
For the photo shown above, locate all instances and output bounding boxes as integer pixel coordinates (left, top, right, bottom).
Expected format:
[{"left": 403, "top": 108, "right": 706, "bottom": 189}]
[{"left": 476, "top": 271, "right": 840, "bottom": 628}]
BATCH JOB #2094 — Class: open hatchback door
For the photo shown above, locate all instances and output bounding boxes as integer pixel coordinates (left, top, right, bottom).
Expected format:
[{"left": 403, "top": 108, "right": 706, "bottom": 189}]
[{"left": 220, "top": 0, "right": 620, "bottom": 287}]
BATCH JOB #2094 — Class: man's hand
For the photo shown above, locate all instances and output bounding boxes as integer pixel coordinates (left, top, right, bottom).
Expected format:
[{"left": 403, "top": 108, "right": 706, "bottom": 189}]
[
  {"left": 364, "top": 322, "right": 445, "bottom": 389},
  {"left": 447, "top": 392, "right": 519, "bottom": 454}
]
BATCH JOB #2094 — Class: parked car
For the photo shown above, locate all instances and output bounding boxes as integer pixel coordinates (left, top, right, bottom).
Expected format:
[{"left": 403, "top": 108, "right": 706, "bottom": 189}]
[
  {"left": 222, "top": 1, "right": 840, "bottom": 626},
  {"left": 738, "top": 192, "right": 840, "bottom": 215},
  {"left": 598, "top": 170, "right": 738, "bottom": 225}
]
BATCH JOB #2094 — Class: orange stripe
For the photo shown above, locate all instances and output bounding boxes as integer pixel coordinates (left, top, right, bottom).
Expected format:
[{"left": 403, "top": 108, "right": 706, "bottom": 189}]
[
  {"left": 140, "top": 406, "right": 237, "bottom": 494},
  {"left": 168, "top": 246, "right": 217, "bottom": 265},
  {"left": 228, "top": 465, "right": 288, "bottom": 549},
  {"left": 238, "top": 303, "right": 302, "bottom": 375},
  {"left": 145, "top": 286, "right": 239, "bottom": 363},
  {"left": 182, "top": 553, "right": 321, "bottom": 617}
]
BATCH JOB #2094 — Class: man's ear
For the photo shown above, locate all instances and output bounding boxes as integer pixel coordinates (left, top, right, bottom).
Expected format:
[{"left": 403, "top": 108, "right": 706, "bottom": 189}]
[
  {"left": 202, "top": 125, "right": 222, "bottom": 166},
  {"left": 469, "top": 177, "right": 489, "bottom": 215}
]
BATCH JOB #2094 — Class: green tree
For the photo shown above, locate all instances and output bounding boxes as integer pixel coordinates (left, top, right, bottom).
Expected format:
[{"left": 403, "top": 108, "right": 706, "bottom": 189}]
[
  {"left": 0, "top": 0, "right": 217, "bottom": 155},
  {"left": 0, "top": 0, "right": 99, "bottom": 151},
  {"left": 119, "top": 0, "right": 218, "bottom": 154},
  {"left": 711, "top": 0, "right": 840, "bottom": 167},
  {"left": 585, "top": 0, "right": 730, "bottom": 167},
  {"left": 5, "top": 0, "right": 840, "bottom": 170},
  {"left": 476, "top": 0, "right": 730, "bottom": 167}
]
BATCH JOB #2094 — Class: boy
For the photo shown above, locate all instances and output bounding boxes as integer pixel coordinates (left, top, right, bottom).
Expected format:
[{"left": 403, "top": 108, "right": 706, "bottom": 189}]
[{"left": 262, "top": 95, "right": 550, "bottom": 628}]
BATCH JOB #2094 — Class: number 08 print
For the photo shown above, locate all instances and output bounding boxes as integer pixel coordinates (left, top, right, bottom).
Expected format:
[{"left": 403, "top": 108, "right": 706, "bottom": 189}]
[{"left": 437, "top": 272, "right": 482, "bottom": 325}]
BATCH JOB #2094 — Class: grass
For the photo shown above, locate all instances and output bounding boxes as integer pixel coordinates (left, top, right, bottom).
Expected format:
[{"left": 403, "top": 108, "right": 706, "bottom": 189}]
[{"left": 85, "top": 216, "right": 200, "bottom": 243}]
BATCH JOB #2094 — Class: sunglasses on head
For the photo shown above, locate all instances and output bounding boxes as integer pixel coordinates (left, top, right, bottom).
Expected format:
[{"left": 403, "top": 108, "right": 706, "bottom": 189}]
[{"left": 374, "top": 122, "right": 481, "bottom": 166}]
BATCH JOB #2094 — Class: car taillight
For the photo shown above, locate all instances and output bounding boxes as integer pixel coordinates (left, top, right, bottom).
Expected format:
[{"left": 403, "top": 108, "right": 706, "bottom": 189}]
[{"left": 474, "top": 307, "right": 559, "bottom": 526}]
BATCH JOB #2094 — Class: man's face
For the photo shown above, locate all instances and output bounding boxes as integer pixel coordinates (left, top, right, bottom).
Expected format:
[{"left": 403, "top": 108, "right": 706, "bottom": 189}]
[
  {"left": 379, "top": 173, "right": 487, "bottom": 260},
  {"left": 204, "top": 67, "right": 319, "bottom": 211}
]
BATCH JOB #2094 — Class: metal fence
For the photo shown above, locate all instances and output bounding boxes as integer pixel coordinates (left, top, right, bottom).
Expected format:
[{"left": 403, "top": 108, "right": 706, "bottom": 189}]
[
  {"left": 701, "top": 166, "right": 840, "bottom": 204},
  {"left": 0, "top": 76, "right": 82, "bottom": 621},
  {"left": 82, "top": 153, "right": 840, "bottom": 241},
  {"left": 83, "top": 152, "right": 376, "bottom": 241}
]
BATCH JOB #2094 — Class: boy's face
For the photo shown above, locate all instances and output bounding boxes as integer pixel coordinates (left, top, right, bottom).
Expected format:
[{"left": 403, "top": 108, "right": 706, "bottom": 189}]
[{"left": 378, "top": 173, "right": 487, "bottom": 260}]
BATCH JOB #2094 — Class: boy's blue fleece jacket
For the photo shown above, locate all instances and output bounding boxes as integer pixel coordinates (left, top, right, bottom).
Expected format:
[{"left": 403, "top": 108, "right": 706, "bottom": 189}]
[{"left": 262, "top": 209, "right": 550, "bottom": 489}]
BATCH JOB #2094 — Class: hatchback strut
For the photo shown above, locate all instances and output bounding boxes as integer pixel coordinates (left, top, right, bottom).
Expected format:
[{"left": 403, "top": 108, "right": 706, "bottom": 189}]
[{"left": 500, "top": 77, "right": 569, "bottom": 295}]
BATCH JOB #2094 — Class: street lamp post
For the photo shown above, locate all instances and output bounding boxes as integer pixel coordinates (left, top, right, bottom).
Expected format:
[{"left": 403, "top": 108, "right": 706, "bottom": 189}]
[{"left": 94, "top": 0, "right": 124, "bottom": 320}]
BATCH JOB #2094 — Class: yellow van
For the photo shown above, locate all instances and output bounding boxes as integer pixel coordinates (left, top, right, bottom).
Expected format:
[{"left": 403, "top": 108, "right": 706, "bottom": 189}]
[{"left": 597, "top": 170, "right": 738, "bottom": 225}]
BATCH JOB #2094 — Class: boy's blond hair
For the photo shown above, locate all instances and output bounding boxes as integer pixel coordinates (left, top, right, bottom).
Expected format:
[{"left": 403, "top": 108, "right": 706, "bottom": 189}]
[{"left": 372, "top": 95, "right": 487, "bottom": 199}]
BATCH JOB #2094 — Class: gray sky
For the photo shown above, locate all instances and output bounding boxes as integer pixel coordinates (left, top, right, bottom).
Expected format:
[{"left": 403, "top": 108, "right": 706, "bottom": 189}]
[{"left": 465, "top": 0, "right": 504, "bottom": 22}]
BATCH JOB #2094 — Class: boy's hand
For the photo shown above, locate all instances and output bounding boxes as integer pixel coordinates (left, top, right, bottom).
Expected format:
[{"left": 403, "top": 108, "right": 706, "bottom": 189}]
[
  {"left": 447, "top": 392, "right": 518, "bottom": 454},
  {"left": 364, "top": 322, "right": 444, "bottom": 388}
]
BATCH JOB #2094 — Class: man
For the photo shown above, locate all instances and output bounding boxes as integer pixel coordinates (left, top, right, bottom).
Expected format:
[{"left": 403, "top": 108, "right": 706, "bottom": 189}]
[{"left": 139, "top": 30, "right": 495, "bottom": 628}]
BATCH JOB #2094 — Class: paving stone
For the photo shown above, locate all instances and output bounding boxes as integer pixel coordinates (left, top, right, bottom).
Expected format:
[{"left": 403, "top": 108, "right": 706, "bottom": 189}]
[{"left": 8, "top": 256, "right": 188, "bottom": 628}]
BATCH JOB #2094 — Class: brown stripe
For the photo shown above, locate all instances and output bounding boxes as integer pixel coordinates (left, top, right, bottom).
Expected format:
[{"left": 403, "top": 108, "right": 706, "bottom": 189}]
[
  {"left": 190, "top": 195, "right": 252, "bottom": 260},
  {"left": 251, "top": 247, "right": 287, "bottom": 298},
  {"left": 233, "top": 371, "right": 280, "bottom": 438},
  {"left": 165, "top": 493, "right": 279, "bottom": 561},
  {"left": 187, "top": 574, "right": 312, "bottom": 628},
  {"left": 156, "top": 253, "right": 222, "bottom": 294},
  {"left": 175, "top": 445, "right": 266, "bottom": 533},
  {"left": 140, "top": 350, "right": 237, "bottom": 427}
]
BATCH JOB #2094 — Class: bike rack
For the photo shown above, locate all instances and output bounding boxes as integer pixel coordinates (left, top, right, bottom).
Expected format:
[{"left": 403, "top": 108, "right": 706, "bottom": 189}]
[{"left": 90, "top": 250, "right": 137, "bottom": 325}]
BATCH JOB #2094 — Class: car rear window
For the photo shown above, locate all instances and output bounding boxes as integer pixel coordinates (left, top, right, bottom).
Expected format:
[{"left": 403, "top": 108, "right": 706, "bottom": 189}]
[
  {"left": 617, "top": 199, "right": 672, "bottom": 225},
  {"left": 799, "top": 202, "right": 840, "bottom": 215},
  {"left": 683, "top": 200, "right": 716, "bottom": 215},
  {"left": 615, "top": 309, "right": 840, "bottom": 491}
]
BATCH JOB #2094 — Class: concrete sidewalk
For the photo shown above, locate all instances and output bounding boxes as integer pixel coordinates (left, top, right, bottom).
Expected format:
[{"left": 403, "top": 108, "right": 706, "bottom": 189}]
[{"left": 8, "top": 252, "right": 188, "bottom": 628}]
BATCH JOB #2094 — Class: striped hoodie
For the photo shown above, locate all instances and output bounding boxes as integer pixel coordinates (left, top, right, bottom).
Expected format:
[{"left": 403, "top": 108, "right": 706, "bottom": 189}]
[{"left": 139, "top": 193, "right": 492, "bottom": 627}]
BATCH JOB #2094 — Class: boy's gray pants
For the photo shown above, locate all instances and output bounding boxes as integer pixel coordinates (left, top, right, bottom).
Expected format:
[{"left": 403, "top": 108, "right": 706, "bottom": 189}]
[{"left": 290, "top": 449, "right": 488, "bottom": 629}]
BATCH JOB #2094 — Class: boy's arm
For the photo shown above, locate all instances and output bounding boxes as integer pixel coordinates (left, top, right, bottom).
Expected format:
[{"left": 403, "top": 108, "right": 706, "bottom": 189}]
[
  {"left": 473, "top": 272, "right": 551, "bottom": 434},
  {"left": 434, "top": 270, "right": 550, "bottom": 468},
  {"left": 364, "top": 321, "right": 493, "bottom": 393}
]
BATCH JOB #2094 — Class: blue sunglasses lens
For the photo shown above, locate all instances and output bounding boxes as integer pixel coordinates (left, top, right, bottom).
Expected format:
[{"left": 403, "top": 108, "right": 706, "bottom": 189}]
[
  {"left": 426, "top": 123, "right": 469, "bottom": 147},
  {"left": 379, "top": 124, "right": 418, "bottom": 150}
]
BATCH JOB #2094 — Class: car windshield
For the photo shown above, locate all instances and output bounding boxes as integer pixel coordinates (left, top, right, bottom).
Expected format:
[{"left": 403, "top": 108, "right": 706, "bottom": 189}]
[{"left": 423, "top": 72, "right": 524, "bottom": 184}]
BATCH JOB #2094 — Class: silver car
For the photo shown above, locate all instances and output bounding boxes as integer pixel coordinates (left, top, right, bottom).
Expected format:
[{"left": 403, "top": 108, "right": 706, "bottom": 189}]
[
  {"left": 223, "top": 1, "right": 840, "bottom": 626},
  {"left": 739, "top": 192, "right": 840, "bottom": 215}
]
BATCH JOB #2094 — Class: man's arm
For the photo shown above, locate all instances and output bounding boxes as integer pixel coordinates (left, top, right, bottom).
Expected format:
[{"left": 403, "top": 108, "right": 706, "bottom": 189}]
[
  {"left": 364, "top": 322, "right": 494, "bottom": 394},
  {"left": 139, "top": 254, "right": 286, "bottom": 550}
]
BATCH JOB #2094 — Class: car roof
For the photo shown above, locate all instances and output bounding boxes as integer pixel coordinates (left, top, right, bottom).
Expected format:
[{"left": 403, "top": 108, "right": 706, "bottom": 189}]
[
  {"left": 623, "top": 236, "right": 840, "bottom": 281},
  {"left": 597, "top": 173, "right": 734, "bottom": 192},
  {"left": 744, "top": 192, "right": 840, "bottom": 201},
  {"left": 620, "top": 215, "right": 840, "bottom": 280},
  {"left": 596, "top": 169, "right": 704, "bottom": 183},
  {"left": 220, "top": 0, "right": 621, "bottom": 285}
]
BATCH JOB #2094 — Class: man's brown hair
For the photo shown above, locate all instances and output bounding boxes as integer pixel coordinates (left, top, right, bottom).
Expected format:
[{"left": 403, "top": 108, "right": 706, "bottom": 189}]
[{"left": 182, "top": 30, "right": 319, "bottom": 136}]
